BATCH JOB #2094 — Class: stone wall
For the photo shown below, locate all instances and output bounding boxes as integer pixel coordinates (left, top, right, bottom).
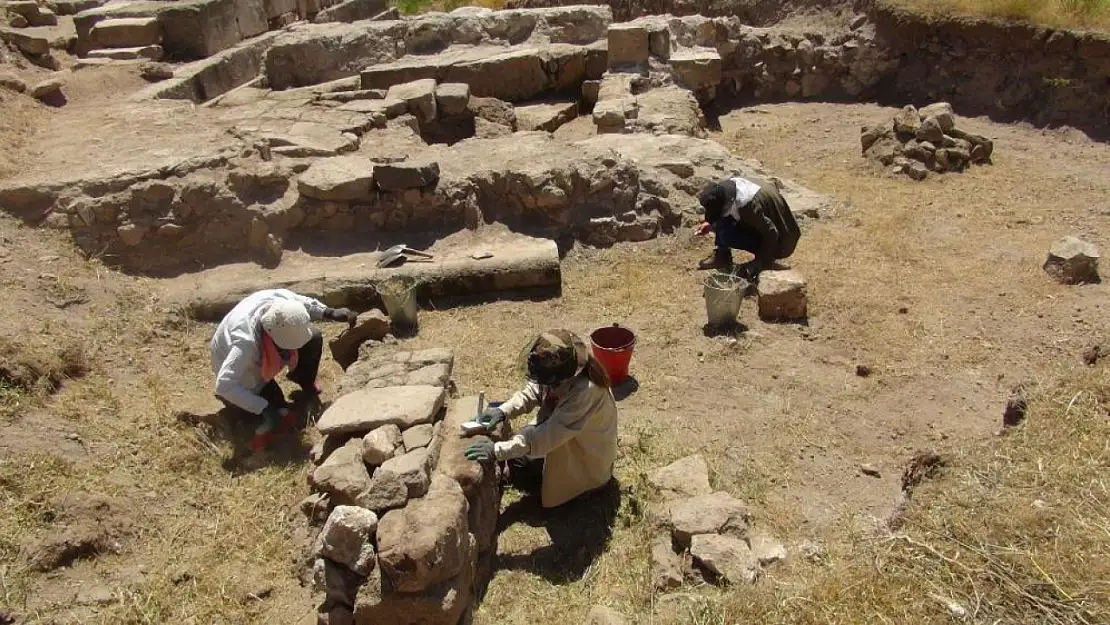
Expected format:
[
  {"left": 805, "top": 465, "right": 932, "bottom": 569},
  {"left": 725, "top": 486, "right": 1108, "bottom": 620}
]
[
  {"left": 302, "top": 345, "right": 503, "bottom": 625},
  {"left": 262, "top": 5, "right": 613, "bottom": 89}
]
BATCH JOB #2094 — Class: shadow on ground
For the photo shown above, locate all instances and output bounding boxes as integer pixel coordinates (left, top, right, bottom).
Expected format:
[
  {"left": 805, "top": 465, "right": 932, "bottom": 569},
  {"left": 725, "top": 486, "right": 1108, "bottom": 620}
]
[
  {"left": 175, "top": 388, "right": 323, "bottom": 472},
  {"left": 494, "top": 479, "right": 621, "bottom": 584}
]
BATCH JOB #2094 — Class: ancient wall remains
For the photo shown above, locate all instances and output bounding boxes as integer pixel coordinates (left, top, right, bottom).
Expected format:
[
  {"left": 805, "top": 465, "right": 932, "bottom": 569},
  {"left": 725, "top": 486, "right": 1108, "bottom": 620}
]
[{"left": 301, "top": 345, "right": 503, "bottom": 625}]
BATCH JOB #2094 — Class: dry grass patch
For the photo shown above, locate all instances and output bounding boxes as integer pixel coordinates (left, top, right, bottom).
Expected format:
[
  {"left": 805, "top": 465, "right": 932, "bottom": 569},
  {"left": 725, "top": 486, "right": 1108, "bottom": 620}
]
[{"left": 887, "top": 0, "right": 1110, "bottom": 31}]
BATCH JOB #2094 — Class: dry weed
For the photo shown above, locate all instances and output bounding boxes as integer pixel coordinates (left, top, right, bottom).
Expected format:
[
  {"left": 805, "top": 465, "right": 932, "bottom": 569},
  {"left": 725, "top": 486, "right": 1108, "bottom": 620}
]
[{"left": 888, "top": 0, "right": 1110, "bottom": 30}]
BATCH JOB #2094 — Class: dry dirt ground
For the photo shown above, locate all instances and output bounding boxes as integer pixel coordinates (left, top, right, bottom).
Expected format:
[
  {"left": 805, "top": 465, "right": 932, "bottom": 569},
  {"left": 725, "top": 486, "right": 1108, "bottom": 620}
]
[{"left": 2, "top": 60, "right": 1109, "bottom": 623}]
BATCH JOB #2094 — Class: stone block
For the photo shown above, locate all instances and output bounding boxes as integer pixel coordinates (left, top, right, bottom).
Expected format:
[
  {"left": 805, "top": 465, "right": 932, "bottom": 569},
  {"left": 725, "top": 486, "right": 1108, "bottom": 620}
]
[
  {"left": 893, "top": 104, "right": 920, "bottom": 135},
  {"left": 515, "top": 100, "right": 578, "bottom": 133},
  {"left": 362, "top": 424, "right": 402, "bottom": 466},
  {"left": 663, "top": 491, "right": 752, "bottom": 548},
  {"left": 86, "top": 45, "right": 163, "bottom": 60},
  {"left": 757, "top": 270, "right": 808, "bottom": 321},
  {"left": 353, "top": 535, "right": 475, "bottom": 625},
  {"left": 607, "top": 22, "right": 647, "bottom": 67},
  {"left": 690, "top": 534, "right": 760, "bottom": 584},
  {"left": 650, "top": 454, "right": 711, "bottom": 499},
  {"left": 651, "top": 535, "right": 685, "bottom": 590},
  {"left": 328, "top": 309, "right": 390, "bottom": 369},
  {"left": 401, "top": 423, "right": 433, "bottom": 450},
  {"left": 316, "top": 385, "right": 446, "bottom": 436},
  {"left": 89, "top": 17, "right": 161, "bottom": 48},
  {"left": 358, "top": 465, "right": 409, "bottom": 513},
  {"left": 373, "top": 160, "right": 440, "bottom": 190},
  {"left": 309, "top": 438, "right": 373, "bottom": 506},
  {"left": 314, "top": 505, "right": 378, "bottom": 576},
  {"left": 1044, "top": 236, "right": 1100, "bottom": 284},
  {"left": 386, "top": 78, "right": 436, "bottom": 122},
  {"left": 0, "top": 26, "right": 49, "bottom": 55},
  {"left": 314, "top": 0, "right": 387, "bottom": 23},
  {"left": 375, "top": 474, "right": 469, "bottom": 593},
  {"left": 648, "top": 26, "right": 670, "bottom": 60},
  {"left": 298, "top": 155, "right": 376, "bottom": 201},
  {"left": 378, "top": 447, "right": 429, "bottom": 498},
  {"left": 669, "top": 48, "right": 721, "bottom": 92},
  {"left": 313, "top": 557, "right": 363, "bottom": 607},
  {"left": 434, "top": 82, "right": 470, "bottom": 117},
  {"left": 405, "top": 362, "right": 451, "bottom": 387}
]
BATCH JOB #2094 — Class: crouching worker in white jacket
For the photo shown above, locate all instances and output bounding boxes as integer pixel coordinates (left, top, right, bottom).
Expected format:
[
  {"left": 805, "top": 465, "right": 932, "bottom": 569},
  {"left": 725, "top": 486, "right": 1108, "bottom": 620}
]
[
  {"left": 464, "top": 329, "right": 619, "bottom": 508},
  {"left": 210, "top": 289, "right": 356, "bottom": 451}
]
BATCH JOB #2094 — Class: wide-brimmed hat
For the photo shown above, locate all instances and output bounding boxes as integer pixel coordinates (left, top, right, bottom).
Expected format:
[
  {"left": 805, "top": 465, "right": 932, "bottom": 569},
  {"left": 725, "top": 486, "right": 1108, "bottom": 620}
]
[
  {"left": 519, "top": 329, "right": 589, "bottom": 385},
  {"left": 260, "top": 300, "right": 312, "bottom": 350}
]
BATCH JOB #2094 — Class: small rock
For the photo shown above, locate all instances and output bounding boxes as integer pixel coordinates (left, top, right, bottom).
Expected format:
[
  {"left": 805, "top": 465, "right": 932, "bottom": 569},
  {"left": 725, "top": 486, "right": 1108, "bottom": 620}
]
[
  {"left": 76, "top": 585, "right": 117, "bottom": 606},
  {"left": 0, "top": 72, "right": 27, "bottom": 93},
  {"left": 799, "top": 539, "right": 826, "bottom": 563},
  {"left": 9, "top": 13, "right": 29, "bottom": 27},
  {"left": 586, "top": 605, "right": 626, "bottom": 625},
  {"left": 859, "top": 124, "right": 889, "bottom": 152},
  {"left": 313, "top": 557, "right": 363, "bottom": 606},
  {"left": 747, "top": 529, "right": 787, "bottom": 567},
  {"left": 116, "top": 223, "right": 145, "bottom": 246},
  {"left": 314, "top": 505, "right": 378, "bottom": 576},
  {"left": 139, "top": 62, "right": 174, "bottom": 81},
  {"left": 434, "top": 82, "right": 470, "bottom": 117},
  {"left": 1082, "top": 344, "right": 1103, "bottom": 366},
  {"left": 1043, "top": 236, "right": 1100, "bottom": 284},
  {"left": 328, "top": 309, "right": 390, "bottom": 369},
  {"left": 401, "top": 423, "right": 434, "bottom": 450},
  {"left": 904, "top": 160, "right": 929, "bottom": 181},
  {"left": 892, "top": 105, "right": 921, "bottom": 135},
  {"left": 362, "top": 424, "right": 403, "bottom": 466},
  {"left": 30, "top": 77, "right": 63, "bottom": 100},
  {"left": 241, "top": 584, "right": 273, "bottom": 602},
  {"left": 918, "top": 102, "right": 954, "bottom": 122},
  {"left": 651, "top": 536, "right": 686, "bottom": 590},
  {"left": 299, "top": 492, "right": 331, "bottom": 525},
  {"left": 850, "top": 14, "right": 867, "bottom": 30},
  {"left": 859, "top": 463, "right": 881, "bottom": 478},
  {"left": 855, "top": 364, "right": 872, "bottom": 377},
  {"left": 690, "top": 534, "right": 760, "bottom": 585},
  {"left": 1002, "top": 389, "right": 1027, "bottom": 428},
  {"left": 649, "top": 455, "right": 711, "bottom": 499},
  {"left": 915, "top": 116, "right": 945, "bottom": 143}
]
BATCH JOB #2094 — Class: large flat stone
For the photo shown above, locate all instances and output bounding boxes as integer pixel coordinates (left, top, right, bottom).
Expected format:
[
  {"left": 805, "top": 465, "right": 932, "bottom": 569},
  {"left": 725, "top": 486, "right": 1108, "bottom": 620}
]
[
  {"left": 316, "top": 385, "right": 446, "bottom": 435},
  {"left": 297, "top": 154, "right": 377, "bottom": 201},
  {"left": 690, "top": 534, "right": 760, "bottom": 585},
  {"left": 669, "top": 48, "right": 722, "bottom": 91},
  {"left": 89, "top": 17, "right": 161, "bottom": 48},
  {"left": 515, "top": 100, "right": 578, "bottom": 132}
]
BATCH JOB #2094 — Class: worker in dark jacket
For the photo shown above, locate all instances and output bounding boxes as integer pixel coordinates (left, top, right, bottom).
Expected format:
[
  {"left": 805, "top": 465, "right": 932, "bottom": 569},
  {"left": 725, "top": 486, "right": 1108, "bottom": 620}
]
[{"left": 695, "top": 176, "right": 801, "bottom": 278}]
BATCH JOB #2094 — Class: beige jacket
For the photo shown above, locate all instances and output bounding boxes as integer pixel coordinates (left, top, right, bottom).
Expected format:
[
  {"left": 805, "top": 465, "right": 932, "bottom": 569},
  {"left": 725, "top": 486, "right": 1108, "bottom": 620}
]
[{"left": 493, "top": 374, "right": 618, "bottom": 508}]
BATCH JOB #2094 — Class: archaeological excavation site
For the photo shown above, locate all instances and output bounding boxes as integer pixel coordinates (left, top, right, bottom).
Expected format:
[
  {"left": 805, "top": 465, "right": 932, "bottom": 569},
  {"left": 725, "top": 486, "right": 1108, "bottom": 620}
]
[{"left": 1, "top": 0, "right": 1108, "bottom": 622}]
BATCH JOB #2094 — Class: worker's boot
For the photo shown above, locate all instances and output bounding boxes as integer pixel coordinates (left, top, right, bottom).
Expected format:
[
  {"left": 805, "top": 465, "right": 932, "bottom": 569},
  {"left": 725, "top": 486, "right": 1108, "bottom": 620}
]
[{"left": 698, "top": 249, "right": 732, "bottom": 271}]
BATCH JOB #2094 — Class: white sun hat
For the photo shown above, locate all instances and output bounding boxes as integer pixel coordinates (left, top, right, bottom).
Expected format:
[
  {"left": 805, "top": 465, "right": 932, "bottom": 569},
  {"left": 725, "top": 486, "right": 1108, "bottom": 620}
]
[{"left": 260, "top": 299, "right": 313, "bottom": 350}]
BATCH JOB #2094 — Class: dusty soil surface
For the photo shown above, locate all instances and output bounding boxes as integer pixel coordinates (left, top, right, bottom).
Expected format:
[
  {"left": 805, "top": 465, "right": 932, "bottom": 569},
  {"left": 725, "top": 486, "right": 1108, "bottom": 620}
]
[{"left": 2, "top": 48, "right": 1109, "bottom": 624}]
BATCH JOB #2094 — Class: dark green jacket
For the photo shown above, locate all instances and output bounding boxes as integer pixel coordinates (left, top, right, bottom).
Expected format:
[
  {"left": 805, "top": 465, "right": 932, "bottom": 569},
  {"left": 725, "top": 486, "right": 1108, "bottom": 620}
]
[{"left": 724, "top": 178, "right": 800, "bottom": 268}]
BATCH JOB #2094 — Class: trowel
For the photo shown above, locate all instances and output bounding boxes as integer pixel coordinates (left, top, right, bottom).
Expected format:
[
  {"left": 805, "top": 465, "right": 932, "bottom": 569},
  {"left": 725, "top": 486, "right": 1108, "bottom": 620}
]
[
  {"left": 460, "top": 392, "right": 487, "bottom": 436},
  {"left": 376, "top": 244, "right": 435, "bottom": 268}
]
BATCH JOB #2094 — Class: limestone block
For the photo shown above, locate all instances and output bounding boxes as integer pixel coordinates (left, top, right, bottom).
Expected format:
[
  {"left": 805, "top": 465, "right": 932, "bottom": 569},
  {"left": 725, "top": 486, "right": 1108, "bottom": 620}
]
[{"left": 757, "top": 270, "right": 808, "bottom": 321}]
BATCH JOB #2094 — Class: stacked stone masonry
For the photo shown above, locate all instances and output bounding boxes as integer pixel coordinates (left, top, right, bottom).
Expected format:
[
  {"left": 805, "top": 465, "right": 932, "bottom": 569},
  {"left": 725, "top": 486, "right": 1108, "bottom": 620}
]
[
  {"left": 304, "top": 344, "right": 505, "bottom": 625},
  {"left": 0, "top": 6, "right": 838, "bottom": 276}
]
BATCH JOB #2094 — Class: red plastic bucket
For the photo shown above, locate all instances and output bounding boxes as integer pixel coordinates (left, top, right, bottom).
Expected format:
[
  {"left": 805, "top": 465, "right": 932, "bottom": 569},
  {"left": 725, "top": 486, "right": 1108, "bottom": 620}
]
[{"left": 589, "top": 323, "right": 636, "bottom": 385}]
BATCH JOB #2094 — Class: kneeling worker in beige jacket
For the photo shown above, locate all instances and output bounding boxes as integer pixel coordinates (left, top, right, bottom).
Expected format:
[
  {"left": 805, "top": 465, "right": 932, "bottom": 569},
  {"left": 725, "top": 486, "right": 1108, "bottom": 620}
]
[{"left": 463, "top": 329, "right": 619, "bottom": 508}]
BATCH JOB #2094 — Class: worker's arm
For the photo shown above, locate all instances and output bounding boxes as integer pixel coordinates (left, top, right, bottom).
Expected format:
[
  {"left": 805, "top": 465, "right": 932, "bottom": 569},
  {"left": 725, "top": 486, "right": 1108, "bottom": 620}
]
[
  {"left": 276, "top": 288, "right": 330, "bottom": 321},
  {"left": 740, "top": 194, "right": 780, "bottom": 269},
  {"left": 214, "top": 344, "right": 268, "bottom": 414},
  {"left": 493, "top": 387, "right": 597, "bottom": 461},
  {"left": 497, "top": 381, "right": 542, "bottom": 419}
]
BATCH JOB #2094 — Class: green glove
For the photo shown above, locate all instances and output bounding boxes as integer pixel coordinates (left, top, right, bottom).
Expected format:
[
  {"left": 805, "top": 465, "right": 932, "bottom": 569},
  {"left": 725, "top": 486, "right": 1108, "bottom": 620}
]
[
  {"left": 476, "top": 407, "right": 505, "bottom": 433},
  {"left": 325, "top": 307, "right": 358, "bottom": 327},
  {"left": 464, "top": 440, "right": 495, "bottom": 462},
  {"left": 256, "top": 405, "right": 285, "bottom": 435}
]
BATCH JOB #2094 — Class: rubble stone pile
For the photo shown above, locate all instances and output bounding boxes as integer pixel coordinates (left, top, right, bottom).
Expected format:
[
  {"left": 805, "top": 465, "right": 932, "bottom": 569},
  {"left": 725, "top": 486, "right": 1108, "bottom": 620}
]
[
  {"left": 861, "top": 102, "right": 994, "bottom": 181},
  {"left": 301, "top": 342, "right": 505, "bottom": 625},
  {"left": 647, "top": 455, "right": 788, "bottom": 589}
]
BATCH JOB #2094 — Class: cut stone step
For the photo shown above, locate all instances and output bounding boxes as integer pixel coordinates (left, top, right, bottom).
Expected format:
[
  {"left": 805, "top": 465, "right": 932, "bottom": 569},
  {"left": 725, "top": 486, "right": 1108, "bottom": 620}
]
[
  {"left": 515, "top": 100, "right": 578, "bottom": 133},
  {"left": 86, "top": 44, "right": 163, "bottom": 61},
  {"left": 158, "top": 233, "right": 562, "bottom": 320},
  {"left": 89, "top": 16, "right": 161, "bottom": 49}
]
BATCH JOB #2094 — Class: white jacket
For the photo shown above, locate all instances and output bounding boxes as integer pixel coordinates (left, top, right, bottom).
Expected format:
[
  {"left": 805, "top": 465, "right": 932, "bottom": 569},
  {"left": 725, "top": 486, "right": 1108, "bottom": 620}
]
[{"left": 209, "top": 289, "right": 328, "bottom": 414}]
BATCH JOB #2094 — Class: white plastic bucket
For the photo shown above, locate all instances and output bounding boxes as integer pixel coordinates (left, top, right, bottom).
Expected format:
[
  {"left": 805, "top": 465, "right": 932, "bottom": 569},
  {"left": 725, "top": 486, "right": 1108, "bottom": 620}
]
[
  {"left": 703, "top": 271, "right": 747, "bottom": 327},
  {"left": 378, "top": 276, "right": 419, "bottom": 329}
]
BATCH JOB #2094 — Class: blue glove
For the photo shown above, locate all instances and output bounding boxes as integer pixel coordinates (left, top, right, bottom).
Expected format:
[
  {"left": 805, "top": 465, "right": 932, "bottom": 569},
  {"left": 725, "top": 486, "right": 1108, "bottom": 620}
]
[
  {"left": 464, "top": 440, "right": 495, "bottom": 462},
  {"left": 477, "top": 407, "right": 505, "bottom": 433}
]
